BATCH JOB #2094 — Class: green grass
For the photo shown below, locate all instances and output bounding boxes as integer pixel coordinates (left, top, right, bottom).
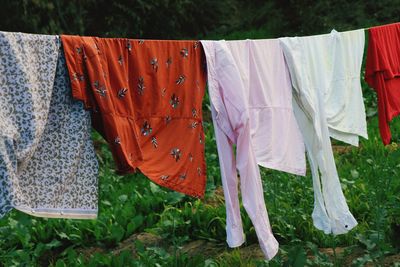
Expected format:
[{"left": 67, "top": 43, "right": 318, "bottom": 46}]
[{"left": 1, "top": 108, "right": 400, "bottom": 266}]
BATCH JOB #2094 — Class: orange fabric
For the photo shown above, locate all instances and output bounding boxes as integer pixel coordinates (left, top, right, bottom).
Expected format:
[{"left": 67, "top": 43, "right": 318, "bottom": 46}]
[{"left": 61, "top": 35, "right": 207, "bottom": 197}]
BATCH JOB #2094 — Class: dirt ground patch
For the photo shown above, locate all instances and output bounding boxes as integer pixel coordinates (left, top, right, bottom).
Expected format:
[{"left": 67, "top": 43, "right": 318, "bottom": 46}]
[{"left": 78, "top": 233, "right": 400, "bottom": 266}]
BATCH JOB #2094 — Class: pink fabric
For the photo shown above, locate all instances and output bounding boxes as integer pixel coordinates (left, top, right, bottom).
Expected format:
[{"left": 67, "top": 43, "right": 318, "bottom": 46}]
[
  {"left": 201, "top": 39, "right": 306, "bottom": 260},
  {"left": 226, "top": 39, "right": 306, "bottom": 175}
]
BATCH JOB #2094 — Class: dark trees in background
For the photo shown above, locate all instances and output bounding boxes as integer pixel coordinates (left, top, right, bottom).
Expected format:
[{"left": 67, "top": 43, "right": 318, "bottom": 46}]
[{"left": 0, "top": 0, "right": 399, "bottom": 38}]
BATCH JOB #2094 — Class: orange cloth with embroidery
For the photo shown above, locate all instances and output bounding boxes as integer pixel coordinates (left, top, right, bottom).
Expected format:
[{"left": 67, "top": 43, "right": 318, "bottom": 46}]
[{"left": 61, "top": 36, "right": 206, "bottom": 197}]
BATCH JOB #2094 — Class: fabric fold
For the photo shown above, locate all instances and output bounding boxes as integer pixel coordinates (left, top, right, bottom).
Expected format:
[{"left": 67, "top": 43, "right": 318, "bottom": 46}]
[
  {"left": 203, "top": 40, "right": 279, "bottom": 260},
  {"left": 201, "top": 38, "right": 307, "bottom": 260},
  {"left": 0, "top": 31, "right": 98, "bottom": 219},
  {"left": 365, "top": 22, "right": 400, "bottom": 145},
  {"left": 279, "top": 29, "right": 366, "bottom": 235},
  {"left": 61, "top": 36, "right": 207, "bottom": 198}
]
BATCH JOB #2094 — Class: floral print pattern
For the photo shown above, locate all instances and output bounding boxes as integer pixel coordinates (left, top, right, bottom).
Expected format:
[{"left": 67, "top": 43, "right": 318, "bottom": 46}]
[
  {"left": 170, "top": 94, "right": 180, "bottom": 108},
  {"left": 176, "top": 75, "right": 186, "bottom": 85},
  {"left": 141, "top": 121, "right": 152, "bottom": 136},
  {"left": 180, "top": 48, "right": 189, "bottom": 58},
  {"left": 138, "top": 76, "right": 145, "bottom": 95},
  {"left": 118, "top": 88, "right": 128, "bottom": 98},
  {"left": 61, "top": 36, "right": 207, "bottom": 198},
  {"left": 0, "top": 32, "right": 98, "bottom": 219},
  {"left": 151, "top": 57, "right": 158, "bottom": 72},
  {"left": 170, "top": 148, "right": 182, "bottom": 162}
]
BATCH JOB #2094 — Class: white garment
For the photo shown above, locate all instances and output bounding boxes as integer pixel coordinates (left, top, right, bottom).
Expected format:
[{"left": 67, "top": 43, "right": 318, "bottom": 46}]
[
  {"left": 279, "top": 29, "right": 366, "bottom": 234},
  {"left": 0, "top": 31, "right": 98, "bottom": 219},
  {"left": 201, "top": 39, "right": 306, "bottom": 260}
]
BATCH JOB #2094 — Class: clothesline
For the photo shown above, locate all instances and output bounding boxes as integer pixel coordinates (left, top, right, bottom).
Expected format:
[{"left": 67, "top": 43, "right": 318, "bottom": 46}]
[{"left": 0, "top": 21, "right": 399, "bottom": 261}]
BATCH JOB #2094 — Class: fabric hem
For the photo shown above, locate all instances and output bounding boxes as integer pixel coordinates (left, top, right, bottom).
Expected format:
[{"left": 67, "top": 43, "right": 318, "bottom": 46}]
[
  {"left": 260, "top": 236, "right": 279, "bottom": 260},
  {"left": 258, "top": 161, "right": 306, "bottom": 176},
  {"left": 146, "top": 175, "right": 206, "bottom": 198},
  {"left": 15, "top": 206, "right": 98, "bottom": 219},
  {"left": 328, "top": 126, "right": 368, "bottom": 140}
]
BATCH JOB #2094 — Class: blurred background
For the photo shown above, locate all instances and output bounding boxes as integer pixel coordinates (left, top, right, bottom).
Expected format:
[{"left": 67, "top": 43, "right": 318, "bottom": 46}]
[{"left": 0, "top": 0, "right": 399, "bottom": 39}]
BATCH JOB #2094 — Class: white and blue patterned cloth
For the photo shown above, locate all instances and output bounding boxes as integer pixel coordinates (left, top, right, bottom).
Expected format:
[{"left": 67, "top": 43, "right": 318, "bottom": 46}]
[{"left": 0, "top": 31, "right": 98, "bottom": 219}]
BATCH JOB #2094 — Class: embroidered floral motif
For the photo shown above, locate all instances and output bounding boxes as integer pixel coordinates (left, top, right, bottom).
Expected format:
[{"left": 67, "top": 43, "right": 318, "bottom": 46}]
[
  {"left": 93, "top": 81, "right": 106, "bottom": 97},
  {"left": 161, "top": 88, "right": 167, "bottom": 97},
  {"left": 95, "top": 86, "right": 106, "bottom": 97},
  {"left": 190, "top": 121, "right": 199, "bottom": 129},
  {"left": 194, "top": 41, "right": 200, "bottom": 49},
  {"left": 160, "top": 175, "right": 169, "bottom": 180},
  {"left": 118, "top": 88, "right": 128, "bottom": 98},
  {"left": 192, "top": 108, "right": 197, "bottom": 118},
  {"left": 165, "top": 115, "right": 172, "bottom": 124},
  {"left": 138, "top": 76, "right": 145, "bottom": 95},
  {"left": 170, "top": 94, "right": 179, "bottom": 108},
  {"left": 126, "top": 41, "right": 132, "bottom": 52},
  {"left": 114, "top": 137, "right": 121, "bottom": 145},
  {"left": 141, "top": 121, "right": 152, "bottom": 136},
  {"left": 170, "top": 148, "right": 181, "bottom": 162},
  {"left": 138, "top": 39, "right": 145, "bottom": 45},
  {"left": 118, "top": 55, "right": 123, "bottom": 65},
  {"left": 199, "top": 134, "right": 203, "bottom": 144},
  {"left": 72, "top": 72, "right": 79, "bottom": 81},
  {"left": 150, "top": 58, "right": 158, "bottom": 72},
  {"left": 197, "top": 167, "right": 202, "bottom": 176},
  {"left": 76, "top": 46, "right": 83, "bottom": 54},
  {"left": 176, "top": 75, "right": 185, "bottom": 85},
  {"left": 151, "top": 136, "right": 158, "bottom": 148},
  {"left": 166, "top": 57, "right": 172, "bottom": 67},
  {"left": 179, "top": 173, "right": 187, "bottom": 180},
  {"left": 189, "top": 153, "right": 193, "bottom": 162},
  {"left": 180, "top": 48, "right": 189, "bottom": 58}
]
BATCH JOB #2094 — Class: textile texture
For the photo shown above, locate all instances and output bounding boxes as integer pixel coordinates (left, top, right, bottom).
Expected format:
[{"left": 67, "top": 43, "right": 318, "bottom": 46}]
[
  {"left": 365, "top": 22, "right": 400, "bottom": 145},
  {"left": 0, "top": 31, "right": 98, "bottom": 219},
  {"left": 61, "top": 36, "right": 207, "bottom": 197}
]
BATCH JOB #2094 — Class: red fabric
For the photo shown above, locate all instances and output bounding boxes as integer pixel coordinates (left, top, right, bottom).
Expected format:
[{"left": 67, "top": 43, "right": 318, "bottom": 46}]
[
  {"left": 365, "top": 22, "right": 400, "bottom": 145},
  {"left": 61, "top": 36, "right": 207, "bottom": 197}
]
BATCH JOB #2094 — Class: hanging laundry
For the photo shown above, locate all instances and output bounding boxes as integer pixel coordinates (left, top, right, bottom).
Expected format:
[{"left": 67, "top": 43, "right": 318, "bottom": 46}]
[
  {"left": 279, "top": 29, "right": 367, "bottom": 235},
  {"left": 365, "top": 22, "right": 400, "bottom": 145},
  {"left": 61, "top": 36, "right": 207, "bottom": 198},
  {"left": 201, "top": 39, "right": 306, "bottom": 260},
  {"left": 0, "top": 32, "right": 98, "bottom": 219},
  {"left": 226, "top": 40, "right": 306, "bottom": 174}
]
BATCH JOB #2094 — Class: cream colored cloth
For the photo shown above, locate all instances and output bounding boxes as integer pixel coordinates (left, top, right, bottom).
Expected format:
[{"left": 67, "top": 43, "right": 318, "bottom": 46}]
[{"left": 279, "top": 29, "right": 366, "bottom": 235}]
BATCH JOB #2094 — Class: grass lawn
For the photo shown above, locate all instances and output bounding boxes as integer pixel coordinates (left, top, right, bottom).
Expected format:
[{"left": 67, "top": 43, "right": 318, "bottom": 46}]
[{"left": 1, "top": 103, "right": 400, "bottom": 266}]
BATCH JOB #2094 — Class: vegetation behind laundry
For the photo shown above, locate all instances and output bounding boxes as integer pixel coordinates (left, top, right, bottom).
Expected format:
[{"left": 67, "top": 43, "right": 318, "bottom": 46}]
[{"left": 1, "top": 1, "right": 400, "bottom": 266}]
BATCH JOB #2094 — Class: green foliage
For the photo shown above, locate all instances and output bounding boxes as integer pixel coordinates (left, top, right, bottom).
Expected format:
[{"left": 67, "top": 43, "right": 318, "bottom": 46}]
[{"left": 1, "top": 1, "right": 400, "bottom": 266}]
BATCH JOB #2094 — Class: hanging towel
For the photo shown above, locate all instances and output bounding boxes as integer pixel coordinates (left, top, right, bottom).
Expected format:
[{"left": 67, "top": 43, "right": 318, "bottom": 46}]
[
  {"left": 279, "top": 29, "right": 366, "bottom": 235},
  {"left": 201, "top": 39, "right": 307, "bottom": 260},
  {"left": 0, "top": 31, "right": 98, "bottom": 219},
  {"left": 365, "top": 22, "right": 400, "bottom": 145},
  {"left": 61, "top": 36, "right": 207, "bottom": 198}
]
